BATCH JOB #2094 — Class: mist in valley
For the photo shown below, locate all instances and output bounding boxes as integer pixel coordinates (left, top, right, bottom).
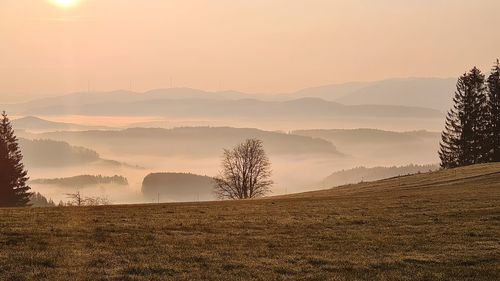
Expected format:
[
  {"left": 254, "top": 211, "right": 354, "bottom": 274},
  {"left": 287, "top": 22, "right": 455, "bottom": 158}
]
[
  {"left": 13, "top": 104, "right": 442, "bottom": 204},
  {"left": 2, "top": 73, "right": 454, "bottom": 205},
  {"left": 2, "top": 1, "right": 500, "bottom": 279}
]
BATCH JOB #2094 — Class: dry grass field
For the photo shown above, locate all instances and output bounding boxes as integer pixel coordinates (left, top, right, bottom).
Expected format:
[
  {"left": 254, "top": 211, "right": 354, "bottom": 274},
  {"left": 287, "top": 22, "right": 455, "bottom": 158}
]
[{"left": 0, "top": 163, "right": 499, "bottom": 281}]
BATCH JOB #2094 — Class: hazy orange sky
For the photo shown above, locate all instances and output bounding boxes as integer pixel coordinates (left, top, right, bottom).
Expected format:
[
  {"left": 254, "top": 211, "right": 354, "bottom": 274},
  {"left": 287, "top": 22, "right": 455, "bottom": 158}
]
[{"left": 1, "top": 0, "right": 499, "bottom": 100}]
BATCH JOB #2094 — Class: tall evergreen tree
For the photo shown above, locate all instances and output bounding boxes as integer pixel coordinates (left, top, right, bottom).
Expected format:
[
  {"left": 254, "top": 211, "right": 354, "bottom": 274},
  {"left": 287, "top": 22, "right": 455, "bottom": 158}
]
[
  {"left": 0, "top": 111, "right": 32, "bottom": 207},
  {"left": 439, "top": 67, "right": 489, "bottom": 168},
  {"left": 486, "top": 59, "right": 500, "bottom": 162},
  {"left": 470, "top": 68, "right": 490, "bottom": 164}
]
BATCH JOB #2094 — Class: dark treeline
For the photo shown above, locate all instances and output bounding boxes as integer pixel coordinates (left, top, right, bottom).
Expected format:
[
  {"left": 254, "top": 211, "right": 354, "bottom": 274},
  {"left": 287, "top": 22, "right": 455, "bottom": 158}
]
[
  {"left": 31, "top": 175, "right": 129, "bottom": 188},
  {"left": 29, "top": 192, "right": 55, "bottom": 207},
  {"left": 0, "top": 112, "right": 32, "bottom": 207},
  {"left": 439, "top": 60, "right": 500, "bottom": 168},
  {"left": 142, "top": 173, "right": 215, "bottom": 202}
]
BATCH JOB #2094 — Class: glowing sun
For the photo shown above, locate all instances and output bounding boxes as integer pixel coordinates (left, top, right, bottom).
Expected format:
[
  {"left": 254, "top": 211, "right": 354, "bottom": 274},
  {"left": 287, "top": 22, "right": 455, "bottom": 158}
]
[{"left": 50, "top": 0, "right": 80, "bottom": 8}]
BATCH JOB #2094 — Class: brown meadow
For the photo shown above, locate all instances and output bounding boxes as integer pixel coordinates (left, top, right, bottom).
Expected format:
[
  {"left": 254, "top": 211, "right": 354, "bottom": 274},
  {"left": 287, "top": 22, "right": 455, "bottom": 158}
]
[{"left": 0, "top": 163, "right": 499, "bottom": 281}]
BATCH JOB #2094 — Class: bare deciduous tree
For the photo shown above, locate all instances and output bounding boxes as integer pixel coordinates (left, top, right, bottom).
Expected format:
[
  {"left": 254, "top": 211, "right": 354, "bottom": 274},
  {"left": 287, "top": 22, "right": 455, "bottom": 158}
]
[
  {"left": 65, "top": 191, "right": 84, "bottom": 206},
  {"left": 64, "top": 191, "right": 111, "bottom": 206},
  {"left": 83, "top": 196, "right": 111, "bottom": 206},
  {"left": 214, "top": 139, "right": 273, "bottom": 199}
]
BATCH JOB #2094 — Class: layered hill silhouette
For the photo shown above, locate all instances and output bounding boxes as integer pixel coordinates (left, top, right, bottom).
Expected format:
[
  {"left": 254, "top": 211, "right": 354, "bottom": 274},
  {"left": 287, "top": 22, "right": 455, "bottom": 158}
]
[
  {"left": 19, "top": 138, "right": 100, "bottom": 167},
  {"left": 334, "top": 78, "right": 455, "bottom": 111},
  {"left": 18, "top": 138, "right": 131, "bottom": 168},
  {"left": 283, "top": 78, "right": 455, "bottom": 111},
  {"left": 35, "top": 127, "right": 343, "bottom": 157},
  {"left": 287, "top": 78, "right": 455, "bottom": 111},
  {"left": 13, "top": 116, "right": 109, "bottom": 132},
  {"left": 21, "top": 126, "right": 443, "bottom": 165},
  {"left": 293, "top": 128, "right": 440, "bottom": 146},
  {"left": 11, "top": 97, "right": 441, "bottom": 120},
  {"left": 2, "top": 78, "right": 452, "bottom": 119}
]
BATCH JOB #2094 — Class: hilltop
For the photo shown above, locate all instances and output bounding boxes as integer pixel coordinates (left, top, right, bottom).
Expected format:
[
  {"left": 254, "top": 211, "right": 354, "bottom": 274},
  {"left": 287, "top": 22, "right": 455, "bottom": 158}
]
[
  {"left": 0, "top": 163, "right": 498, "bottom": 280},
  {"left": 30, "top": 175, "right": 129, "bottom": 188},
  {"left": 18, "top": 138, "right": 133, "bottom": 169},
  {"left": 1, "top": 79, "right": 451, "bottom": 131},
  {"left": 319, "top": 164, "right": 439, "bottom": 188},
  {"left": 281, "top": 162, "right": 500, "bottom": 199},
  {"left": 285, "top": 77, "right": 455, "bottom": 111},
  {"left": 3, "top": 78, "right": 455, "bottom": 113},
  {"left": 35, "top": 127, "right": 343, "bottom": 157},
  {"left": 13, "top": 116, "right": 109, "bottom": 132},
  {"left": 142, "top": 173, "right": 215, "bottom": 202},
  {"left": 12, "top": 97, "right": 441, "bottom": 120}
]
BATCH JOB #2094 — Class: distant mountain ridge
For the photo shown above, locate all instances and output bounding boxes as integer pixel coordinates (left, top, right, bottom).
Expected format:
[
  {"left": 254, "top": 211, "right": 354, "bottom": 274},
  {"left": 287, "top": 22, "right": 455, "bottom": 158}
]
[
  {"left": 283, "top": 81, "right": 373, "bottom": 101},
  {"left": 293, "top": 128, "right": 441, "bottom": 145},
  {"left": 2, "top": 78, "right": 455, "bottom": 116},
  {"left": 334, "top": 78, "right": 456, "bottom": 111},
  {"left": 11, "top": 97, "right": 442, "bottom": 121},
  {"left": 281, "top": 77, "right": 455, "bottom": 111},
  {"left": 4, "top": 88, "right": 255, "bottom": 113},
  {"left": 13, "top": 116, "right": 109, "bottom": 132}
]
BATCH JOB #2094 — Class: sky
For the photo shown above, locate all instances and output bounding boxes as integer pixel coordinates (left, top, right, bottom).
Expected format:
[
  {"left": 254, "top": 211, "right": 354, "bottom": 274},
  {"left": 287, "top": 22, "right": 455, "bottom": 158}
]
[{"left": 1, "top": 0, "right": 499, "bottom": 101}]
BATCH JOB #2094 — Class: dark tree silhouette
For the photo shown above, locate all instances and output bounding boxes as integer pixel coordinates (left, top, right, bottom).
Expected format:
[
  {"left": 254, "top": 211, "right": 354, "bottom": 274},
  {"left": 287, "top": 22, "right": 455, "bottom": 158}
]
[
  {"left": 0, "top": 111, "right": 32, "bottom": 207},
  {"left": 487, "top": 59, "right": 500, "bottom": 162},
  {"left": 214, "top": 139, "right": 273, "bottom": 200},
  {"left": 65, "top": 191, "right": 84, "bottom": 206},
  {"left": 30, "top": 192, "right": 55, "bottom": 207},
  {"left": 64, "top": 191, "right": 111, "bottom": 206},
  {"left": 439, "top": 68, "right": 489, "bottom": 168},
  {"left": 31, "top": 174, "right": 129, "bottom": 187}
]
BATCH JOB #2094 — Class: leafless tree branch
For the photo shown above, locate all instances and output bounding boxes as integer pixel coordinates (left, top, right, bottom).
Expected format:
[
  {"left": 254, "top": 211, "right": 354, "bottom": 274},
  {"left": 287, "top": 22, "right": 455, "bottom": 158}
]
[{"left": 214, "top": 139, "right": 273, "bottom": 200}]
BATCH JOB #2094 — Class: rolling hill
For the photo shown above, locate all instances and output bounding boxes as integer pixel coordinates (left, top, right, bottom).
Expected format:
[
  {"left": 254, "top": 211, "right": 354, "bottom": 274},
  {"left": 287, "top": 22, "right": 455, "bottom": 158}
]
[
  {"left": 30, "top": 175, "right": 129, "bottom": 188},
  {"left": 14, "top": 97, "right": 442, "bottom": 120},
  {"left": 18, "top": 138, "right": 132, "bottom": 169},
  {"left": 293, "top": 128, "right": 440, "bottom": 145},
  {"left": 285, "top": 78, "right": 456, "bottom": 111},
  {"left": 319, "top": 164, "right": 439, "bottom": 188},
  {"left": 282, "top": 162, "right": 500, "bottom": 198},
  {"left": 35, "top": 127, "right": 344, "bottom": 157},
  {"left": 142, "top": 173, "right": 215, "bottom": 202},
  {"left": 13, "top": 116, "right": 109, "bottom": 132},
  {"left": 0, "top": 163, "right": 498, "bottom": 280},
  {"left": 18, "top": 138, "right": 100, "bottom": 167},
  {"left": 2, "top": 79, "right": 449, "bottom": 119},
  {"left": 335, "top": 78, "right": 456, "bottom": 111},
  {"left": 1, "top": 80, "right": 449, "bottom": 132},
  {"left": 281, "top": 81, "right": 371, "bottom": 101},
  {"left": 3, "top": 78, "right": 455, "bottom": 114},
  {"left": 2, "top": 88, "right": 249, "bottom": 115}
]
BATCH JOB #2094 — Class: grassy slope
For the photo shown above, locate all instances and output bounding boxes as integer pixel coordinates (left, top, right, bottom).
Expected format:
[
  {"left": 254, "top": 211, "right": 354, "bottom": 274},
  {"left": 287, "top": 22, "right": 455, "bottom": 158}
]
[{"left": 0, "top": 164, "right": 499, "bottom": 281}]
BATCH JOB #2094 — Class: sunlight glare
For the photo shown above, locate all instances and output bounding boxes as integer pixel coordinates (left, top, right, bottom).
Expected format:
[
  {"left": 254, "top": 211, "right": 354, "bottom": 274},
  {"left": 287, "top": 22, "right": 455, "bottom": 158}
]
[{"left": 50, "top": 0, "right": 80, "bottom": 8}]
